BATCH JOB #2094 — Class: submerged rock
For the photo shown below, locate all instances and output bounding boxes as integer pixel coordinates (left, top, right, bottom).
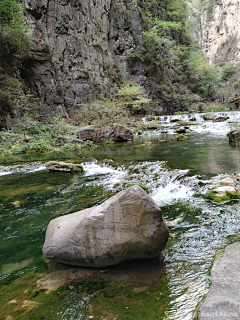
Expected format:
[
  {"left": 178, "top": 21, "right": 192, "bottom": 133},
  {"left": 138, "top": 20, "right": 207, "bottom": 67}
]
[
  {"left": 75, "top": 125, "right": 98, "bottom": 141},
  {"left": 42, "top": 185, "right": 169, "bottom": 267},
  {"left": 45, "top": 161, "right": 83, "bottom": 173},
  {"left": 95, "top": 125, "right": 133, "bottom": 142}
]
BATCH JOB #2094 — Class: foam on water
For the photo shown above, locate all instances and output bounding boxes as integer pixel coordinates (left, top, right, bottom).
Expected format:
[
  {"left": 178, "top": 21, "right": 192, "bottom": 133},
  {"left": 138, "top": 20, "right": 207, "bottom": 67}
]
[
  {"left": 158, "top": 110, "right": 240, "bottom": 136},
  {"left": 0, "top": 162, "right": 46, "bottom": 176},
  {"left": 82, "top": 162, "right": 126, "bottom": 187},
  {"left": 151, "top": 181, "right": 194, "bottom": 206}
]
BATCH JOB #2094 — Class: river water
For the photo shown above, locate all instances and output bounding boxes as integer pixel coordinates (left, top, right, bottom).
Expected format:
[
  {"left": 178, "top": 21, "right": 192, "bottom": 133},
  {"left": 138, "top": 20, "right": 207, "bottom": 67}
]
[{"left": 1, "top": 111, "right": 240, "bottom": 319}]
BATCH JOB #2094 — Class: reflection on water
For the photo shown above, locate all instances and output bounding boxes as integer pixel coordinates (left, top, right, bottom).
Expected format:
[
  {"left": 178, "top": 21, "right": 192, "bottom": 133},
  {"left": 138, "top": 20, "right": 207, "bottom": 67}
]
[{"left": 1, "top": 115, "right": 240, "bottom": 319}]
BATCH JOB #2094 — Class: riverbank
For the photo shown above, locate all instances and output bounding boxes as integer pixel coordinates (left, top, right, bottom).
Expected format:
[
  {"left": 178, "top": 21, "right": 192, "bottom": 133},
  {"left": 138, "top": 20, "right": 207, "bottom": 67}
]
[{"left": 195, "top": 242, "right": 240, "bottom": 320}]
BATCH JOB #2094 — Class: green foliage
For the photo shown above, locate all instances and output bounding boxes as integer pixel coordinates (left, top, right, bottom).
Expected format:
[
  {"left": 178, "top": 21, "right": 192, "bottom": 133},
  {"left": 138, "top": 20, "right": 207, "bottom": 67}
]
[
  {"left": 127, "top": 184, "right": 149, "bottom": 191},
  {"left": 103, "top": 139, "right": 115, "bottom": 145},
  {"left": 200, "top": 274, "right": 212, "bottom": 286},
  {"left": 222, "top": 63, "right": 235, "bottom": 80},
  {"left": 72, "top": 166, "right": 84, "bottom": 172},
  {"left": 205, "top": 190, "right": 240, "bottom": 202},
  {"left": 0, "top": 0, "right": 30, "bottom": 45},
  {"left": 183, "top": 43, "right": 223, "bottom": 96},
  {"left": 0, "top": 116, "right": 78, "bottom": 155},
  {"left": 0, "top": 77, "right": 35, "bottom": 112}
]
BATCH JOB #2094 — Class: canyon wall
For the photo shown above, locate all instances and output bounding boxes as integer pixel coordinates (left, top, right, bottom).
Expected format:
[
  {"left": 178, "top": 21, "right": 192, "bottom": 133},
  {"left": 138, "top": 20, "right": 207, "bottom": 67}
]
[
  {"left": 9, "top": 0, "right": 143, "bottom": 118},
  {"left": 199, "top": 0, "right": 240, "bottom": 64}
]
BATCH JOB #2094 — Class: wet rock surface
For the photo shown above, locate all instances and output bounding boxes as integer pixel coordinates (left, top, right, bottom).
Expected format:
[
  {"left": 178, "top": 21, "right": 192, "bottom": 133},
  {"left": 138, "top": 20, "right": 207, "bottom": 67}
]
[
  {"left": 214, "top": 116, "right": 229, "bottom": 122},
  {"left": 228, "top": 129, "right": 240, "bottom": 143},
  {"left": 197, "top": 242, "right": 240, "bottom": 320},
  {"left": 45, "top": 161, "right": 83, "bottom": 172},
  {"left": 43, "top": 185, "right": 169, "bottom": 267},
  {"left": 203, "top": 113, "right": 215, "bottom": 120}
]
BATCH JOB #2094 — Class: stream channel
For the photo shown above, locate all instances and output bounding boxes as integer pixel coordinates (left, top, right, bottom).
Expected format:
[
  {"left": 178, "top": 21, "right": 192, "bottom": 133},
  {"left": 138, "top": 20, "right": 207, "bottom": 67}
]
[{"left": 1, "top": 111, "right": 240, "bottom": 319}]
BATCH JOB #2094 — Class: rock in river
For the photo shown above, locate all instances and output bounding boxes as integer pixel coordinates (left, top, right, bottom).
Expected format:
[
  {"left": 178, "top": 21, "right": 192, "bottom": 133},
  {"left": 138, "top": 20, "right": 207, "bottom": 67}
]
[
  {"left": 228, "top": 129, "right": 240, "bottom": 143},
  {"left": 45, "top": 161, "right": 83, "bottom": 173},
  {"left": 203, "top": 113, "right": 215, "bottom": 120},
  {"left": 42, "top": 185, "right": 169, "bottom": 267}
]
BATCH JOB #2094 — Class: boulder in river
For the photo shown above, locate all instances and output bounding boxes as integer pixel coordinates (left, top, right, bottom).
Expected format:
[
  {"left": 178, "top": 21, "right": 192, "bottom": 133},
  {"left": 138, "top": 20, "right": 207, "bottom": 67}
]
[
  {"left": 45, "top": 161, "right": 83, "bottom": 173},
  {"left": 42, "top": 185, "right": 169, "bottom": 267},
  {"left": 176, "top": 126, "right": 186, "bottom": 134},
  {"left": 228, "top": 129, "right": 240, "bottom": 143},
  {"left": 203, "top": 113, "right": 215, "bottom": 120},
  {"left": 95, "top": 125, "right": 133, "bottom": 142},
  {"left": 214, "top": 116, "right": 229, "bottom": 122},
  {"left": 75, "top": 125, "right": 98, "bottom": 141}
]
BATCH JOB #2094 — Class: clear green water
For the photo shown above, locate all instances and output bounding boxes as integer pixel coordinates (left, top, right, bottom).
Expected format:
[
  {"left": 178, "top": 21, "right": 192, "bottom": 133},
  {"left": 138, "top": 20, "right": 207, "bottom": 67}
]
[{"left": 1, "top": 127, "right": 240, "bottom": 319}]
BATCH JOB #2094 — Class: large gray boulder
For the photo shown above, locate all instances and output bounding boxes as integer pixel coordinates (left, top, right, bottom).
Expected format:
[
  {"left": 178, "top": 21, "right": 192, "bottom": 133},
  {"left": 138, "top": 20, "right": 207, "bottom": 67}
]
[
  {"left": 75, "top": 125, "right": 98, "bottom": 141},
  {"left": 95, "top": 125, "right": 133, "bottom": 142},
  {"left": 43, "top": 185, "right": 169, "bottom": 267}
]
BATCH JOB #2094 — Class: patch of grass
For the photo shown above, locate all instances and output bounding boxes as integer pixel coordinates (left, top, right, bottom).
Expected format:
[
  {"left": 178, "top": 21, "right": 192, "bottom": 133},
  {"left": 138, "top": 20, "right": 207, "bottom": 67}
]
[{"left": 205, "top": 191, "right": 240, "bottom": 202}]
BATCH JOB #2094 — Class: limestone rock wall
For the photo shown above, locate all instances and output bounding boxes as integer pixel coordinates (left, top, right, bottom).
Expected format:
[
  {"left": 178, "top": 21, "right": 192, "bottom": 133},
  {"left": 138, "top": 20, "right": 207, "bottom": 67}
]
[
  {"left": 199, "top": 0, "right": 240, "bottom": 64},
  {"left": 19, "top": 0, "right": 140, "bottom": 117}
]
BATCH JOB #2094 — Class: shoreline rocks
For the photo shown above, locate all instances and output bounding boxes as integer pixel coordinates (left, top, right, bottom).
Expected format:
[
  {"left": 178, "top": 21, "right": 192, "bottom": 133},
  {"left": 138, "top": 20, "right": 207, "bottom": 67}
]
[
  {"left": 75, "top": 125, "right": 98, "bottom": 141},
  {"left": 197, "top": 243, "right": 240, "bottom": 319},
  {"left": 43, "top": 185, "right": 169, "bottom": 267},
  {"left": 95, "top": 125, "right": 133, "bottom": 142}
]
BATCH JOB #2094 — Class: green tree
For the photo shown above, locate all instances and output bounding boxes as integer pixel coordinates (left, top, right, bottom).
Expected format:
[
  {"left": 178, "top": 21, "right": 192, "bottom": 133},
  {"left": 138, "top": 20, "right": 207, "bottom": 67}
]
[{"left": 183, "top": 44, "right": 223, "bottom": 96}]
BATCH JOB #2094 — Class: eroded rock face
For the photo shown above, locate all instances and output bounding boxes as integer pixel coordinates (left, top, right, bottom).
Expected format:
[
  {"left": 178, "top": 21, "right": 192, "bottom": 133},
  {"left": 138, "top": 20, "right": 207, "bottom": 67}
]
[
  {"left": 75, "top": 125, "right": 98, "bottom": 141},
  {"left": 95, "top": 125, "right": 133, "bottom": 142},
  {"left": 45, "top": 161, "right": 83, "bottom": 172},
  {"left": 199, "top": 0, "right": 240, "bottom": 64},
  {"left": 42, "top": 185, "right": 169, "bottom": 267}
]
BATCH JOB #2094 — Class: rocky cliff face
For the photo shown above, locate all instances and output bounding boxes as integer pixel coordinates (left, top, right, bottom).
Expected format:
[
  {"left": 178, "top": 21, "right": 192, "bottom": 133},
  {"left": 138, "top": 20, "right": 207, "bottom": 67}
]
[
  {"left": 17, "top": 0, "right": 142, "bottom": 117},
  {"left": 199, "top": 0, "right": 240, "bottom": 64}
]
